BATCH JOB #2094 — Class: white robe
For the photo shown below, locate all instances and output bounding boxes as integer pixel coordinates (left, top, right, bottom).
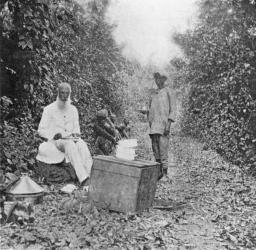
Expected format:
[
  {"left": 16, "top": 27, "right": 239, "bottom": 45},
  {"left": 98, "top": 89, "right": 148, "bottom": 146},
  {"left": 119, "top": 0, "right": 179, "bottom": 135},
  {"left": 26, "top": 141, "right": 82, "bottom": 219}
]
[{"left": 37, "top": 101, "right": 93, "bottom": 183}]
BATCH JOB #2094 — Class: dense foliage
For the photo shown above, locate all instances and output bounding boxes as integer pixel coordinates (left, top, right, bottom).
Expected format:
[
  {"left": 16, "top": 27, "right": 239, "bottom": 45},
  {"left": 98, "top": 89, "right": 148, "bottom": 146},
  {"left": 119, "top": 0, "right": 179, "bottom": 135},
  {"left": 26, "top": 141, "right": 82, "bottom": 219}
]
[
  {"left": 173, "top": 0, "right": 256, "bottom": 171},
  {"left": 0, "top": 0, "right": 126, "bottom": 174}
]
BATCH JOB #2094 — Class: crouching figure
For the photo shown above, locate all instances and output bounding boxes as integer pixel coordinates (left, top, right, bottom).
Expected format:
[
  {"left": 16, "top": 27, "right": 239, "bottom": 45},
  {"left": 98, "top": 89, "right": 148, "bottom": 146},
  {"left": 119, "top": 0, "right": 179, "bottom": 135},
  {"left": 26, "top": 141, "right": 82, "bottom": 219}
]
[
  {"left": 36, "top": 82, "right": 93, "bottom": 184},
  {"left": 94, "top": 109, "right": 119, "bottom": 155}
]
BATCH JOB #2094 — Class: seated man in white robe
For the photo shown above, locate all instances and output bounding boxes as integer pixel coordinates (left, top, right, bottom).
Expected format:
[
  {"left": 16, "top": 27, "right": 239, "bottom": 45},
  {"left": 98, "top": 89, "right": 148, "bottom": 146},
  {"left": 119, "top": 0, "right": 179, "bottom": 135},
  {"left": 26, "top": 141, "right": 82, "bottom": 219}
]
[{"left": 36, "top": 82, "right": 93, "bottom": 184}]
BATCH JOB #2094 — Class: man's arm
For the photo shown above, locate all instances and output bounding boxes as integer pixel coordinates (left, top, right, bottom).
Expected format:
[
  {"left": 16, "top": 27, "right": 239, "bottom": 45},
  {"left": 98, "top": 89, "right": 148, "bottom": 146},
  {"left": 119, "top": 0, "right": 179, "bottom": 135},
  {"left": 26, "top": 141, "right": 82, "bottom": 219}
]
[
  {"left": 167, "top": 89, "right": 176, "bottom": 123},
  {"left": 94, "top": 124, "right": 116, "bottom": 144},
  {"left": 72, "top": 107, "right": 81, "bottom": 137},
  {"left": 38, "top": 107, "right": 53, "bottom": 140},
  {"left": 164, "top": 89, "right": 176, "bottom": 136},
  {"left": 116, "top": 124, "right": 129, "bottom": 139},
  {"left": 147, "top": 97, "right": 152, "bottom": 120}
]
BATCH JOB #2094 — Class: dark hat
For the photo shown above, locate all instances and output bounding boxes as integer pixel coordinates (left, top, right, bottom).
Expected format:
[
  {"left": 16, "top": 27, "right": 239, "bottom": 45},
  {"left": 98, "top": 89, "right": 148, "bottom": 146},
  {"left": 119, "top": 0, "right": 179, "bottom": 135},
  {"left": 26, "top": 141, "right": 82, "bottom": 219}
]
[{"left": 153, "top": 72, "right": 167, "bottom": 82}]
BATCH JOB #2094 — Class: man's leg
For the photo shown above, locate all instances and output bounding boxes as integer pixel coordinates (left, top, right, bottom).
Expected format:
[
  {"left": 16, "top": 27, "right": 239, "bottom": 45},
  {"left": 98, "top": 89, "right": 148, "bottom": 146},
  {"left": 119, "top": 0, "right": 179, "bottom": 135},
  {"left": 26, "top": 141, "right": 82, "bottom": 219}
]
[
  {"left": 76, "top": 139, "right": 93, "bottom": 176},
  {"left": 150, "top": 134, "right": 163, "bottom": 179},
  {"left": 159, "top": 135, "right": 170, "bottom": 176},
  {"left": 150, "top": 134, "right": 160, "bottom": 162},
  {"left": 54, "top": 139, "right": 89, "bottom": 183},
  {"left": 95, "top": 137, "right": 106, "bottom": 155}
]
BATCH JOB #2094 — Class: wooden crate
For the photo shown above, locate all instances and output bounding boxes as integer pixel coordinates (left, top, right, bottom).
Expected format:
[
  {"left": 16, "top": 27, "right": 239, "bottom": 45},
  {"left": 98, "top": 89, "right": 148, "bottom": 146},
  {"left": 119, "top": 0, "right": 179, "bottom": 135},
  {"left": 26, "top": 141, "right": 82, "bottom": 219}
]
[{"left": 89, "top": 156, "right": 159, "bottom": 213}]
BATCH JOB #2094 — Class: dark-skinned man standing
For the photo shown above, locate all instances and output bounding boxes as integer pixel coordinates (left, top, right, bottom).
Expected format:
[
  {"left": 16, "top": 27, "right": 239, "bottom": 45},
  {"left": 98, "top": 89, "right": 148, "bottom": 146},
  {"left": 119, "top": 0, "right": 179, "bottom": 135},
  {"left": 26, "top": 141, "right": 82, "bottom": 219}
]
[{"left": 141, "top": 72, "right": 175, "bottom": 180}]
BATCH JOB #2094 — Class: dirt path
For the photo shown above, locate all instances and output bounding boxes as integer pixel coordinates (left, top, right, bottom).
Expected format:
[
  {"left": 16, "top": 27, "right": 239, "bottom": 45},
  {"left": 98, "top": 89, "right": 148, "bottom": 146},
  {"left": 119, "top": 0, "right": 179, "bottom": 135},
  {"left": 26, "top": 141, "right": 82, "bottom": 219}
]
[
  {"left": 135, "top": 130, "right": 229, "bottom": 250},
  {"left": 158, "top": 134, "right": 256, "bottom": 250},
  {"left": 154, "top": 135, "right": 228, "bottom": 250},
  {"left": 1, "top": 126, "right": 255, "bottom": 249},
  {"left": 136, "top": 120, "right": 255, "bottom": 250}
]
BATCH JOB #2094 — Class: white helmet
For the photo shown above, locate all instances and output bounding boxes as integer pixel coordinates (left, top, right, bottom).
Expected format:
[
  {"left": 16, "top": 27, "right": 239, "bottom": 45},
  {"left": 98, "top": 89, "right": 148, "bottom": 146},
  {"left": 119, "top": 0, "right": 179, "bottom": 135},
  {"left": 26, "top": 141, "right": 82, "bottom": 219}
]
[{"left": 36, "top": 142, "right": 65, "bottom": 164}]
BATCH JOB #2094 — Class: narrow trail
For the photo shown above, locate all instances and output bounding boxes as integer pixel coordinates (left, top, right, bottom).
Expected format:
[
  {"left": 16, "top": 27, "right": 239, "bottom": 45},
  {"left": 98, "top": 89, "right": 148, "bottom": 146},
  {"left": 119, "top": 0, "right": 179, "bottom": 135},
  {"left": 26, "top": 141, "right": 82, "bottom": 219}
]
[
  {"left": 136, "top": 118, "right": 256, "bottom": 250},
  {"left": 154, "top": 134, "right": 228, "bottom": 250},
  {"left": 154, "top": 133, "right": 256, "bottom": 250},
  {"left": 134, "top": 128, "right": 227, "bottom": 249}
]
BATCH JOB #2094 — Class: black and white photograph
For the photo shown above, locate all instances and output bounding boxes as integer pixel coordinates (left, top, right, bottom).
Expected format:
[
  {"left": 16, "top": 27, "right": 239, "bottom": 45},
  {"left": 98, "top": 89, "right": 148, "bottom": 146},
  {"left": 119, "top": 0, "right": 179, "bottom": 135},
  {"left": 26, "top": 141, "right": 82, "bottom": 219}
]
[{"left": 0, "top": 0, "right": 256, "bottom": 249}]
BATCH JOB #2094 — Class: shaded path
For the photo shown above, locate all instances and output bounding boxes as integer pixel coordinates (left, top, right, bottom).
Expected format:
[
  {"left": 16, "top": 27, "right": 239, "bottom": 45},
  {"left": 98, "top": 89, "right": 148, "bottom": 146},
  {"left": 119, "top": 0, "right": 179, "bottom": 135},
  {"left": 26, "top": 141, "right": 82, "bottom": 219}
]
[
  {"left": 155, "top": 134, "right": 256, "bottom": 250},
  {"left": 136, "top": 132, "right": 229, "bottom": 249},
  {"left": 136, "top": 119, "right": 256, "bottom": 249}
]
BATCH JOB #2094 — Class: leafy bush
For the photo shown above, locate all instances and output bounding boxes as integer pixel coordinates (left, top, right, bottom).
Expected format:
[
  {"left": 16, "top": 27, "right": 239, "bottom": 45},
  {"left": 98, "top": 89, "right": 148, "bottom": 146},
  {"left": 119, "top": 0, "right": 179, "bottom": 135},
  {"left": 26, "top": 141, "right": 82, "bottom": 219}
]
[
  {"left": 174, "top": 0, "right": 256, "bottom": 171},
  {"left": 0, "top": 0, "right": 126, "bottom": 173}
]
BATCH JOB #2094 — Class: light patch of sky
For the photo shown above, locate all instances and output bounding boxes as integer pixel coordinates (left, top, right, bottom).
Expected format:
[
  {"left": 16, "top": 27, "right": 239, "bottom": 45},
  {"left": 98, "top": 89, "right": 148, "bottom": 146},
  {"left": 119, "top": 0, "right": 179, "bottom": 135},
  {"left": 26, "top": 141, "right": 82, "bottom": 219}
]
[{"left": 106, "top": 0, "right": 199, "bottom": 69}]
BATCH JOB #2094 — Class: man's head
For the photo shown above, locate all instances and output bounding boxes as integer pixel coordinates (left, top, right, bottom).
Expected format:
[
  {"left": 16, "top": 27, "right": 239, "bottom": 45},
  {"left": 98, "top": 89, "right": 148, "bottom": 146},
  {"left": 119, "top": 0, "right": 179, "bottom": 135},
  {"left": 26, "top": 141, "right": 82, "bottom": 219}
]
[
  {"left": 153, "top": 72, "right": 167, "bottom": 89},
  {"left": 58, "top": 82, "right": 71, "bottom": 102},
  {"left": 123, "top": 118, "right": 129, "bottom": 126},
  {"left": 96, "top": 109, "right": 108, "bottom": 121}
]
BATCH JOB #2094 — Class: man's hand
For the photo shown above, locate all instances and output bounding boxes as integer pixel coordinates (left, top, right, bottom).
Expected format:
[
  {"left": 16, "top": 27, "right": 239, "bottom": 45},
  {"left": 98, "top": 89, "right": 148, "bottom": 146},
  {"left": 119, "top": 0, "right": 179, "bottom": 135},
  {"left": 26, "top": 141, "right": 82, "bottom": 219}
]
[
  {"left": 163, "top": 120, "right": 173, "bottom": 136},
  {"left": 115, "top": 130, "right": 121, "bottom": 141},
  {"left": 163, "top": 128, "right": 170, "bottom": 136},
  {"left": 53, "top": 133, "right": 62, "bottom": 140}
]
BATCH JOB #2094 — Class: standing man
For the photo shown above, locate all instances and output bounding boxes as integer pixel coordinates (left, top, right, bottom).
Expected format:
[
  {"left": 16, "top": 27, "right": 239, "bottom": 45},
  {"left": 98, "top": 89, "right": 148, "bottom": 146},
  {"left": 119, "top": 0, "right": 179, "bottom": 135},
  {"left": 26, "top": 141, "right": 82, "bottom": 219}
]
[
  {"left": 141, "top": 73, "right": 175, "bottom": 180},
  {"left": 36, "top": 82, "right": 93, "bottom": 185}
]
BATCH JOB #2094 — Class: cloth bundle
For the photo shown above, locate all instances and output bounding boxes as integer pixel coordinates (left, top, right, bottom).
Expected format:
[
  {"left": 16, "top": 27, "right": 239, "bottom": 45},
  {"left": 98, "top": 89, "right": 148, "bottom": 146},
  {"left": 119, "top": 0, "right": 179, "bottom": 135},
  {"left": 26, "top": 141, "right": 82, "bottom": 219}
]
[{"left": 115, "top": 139, "right": 137, "bottom": 161}]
